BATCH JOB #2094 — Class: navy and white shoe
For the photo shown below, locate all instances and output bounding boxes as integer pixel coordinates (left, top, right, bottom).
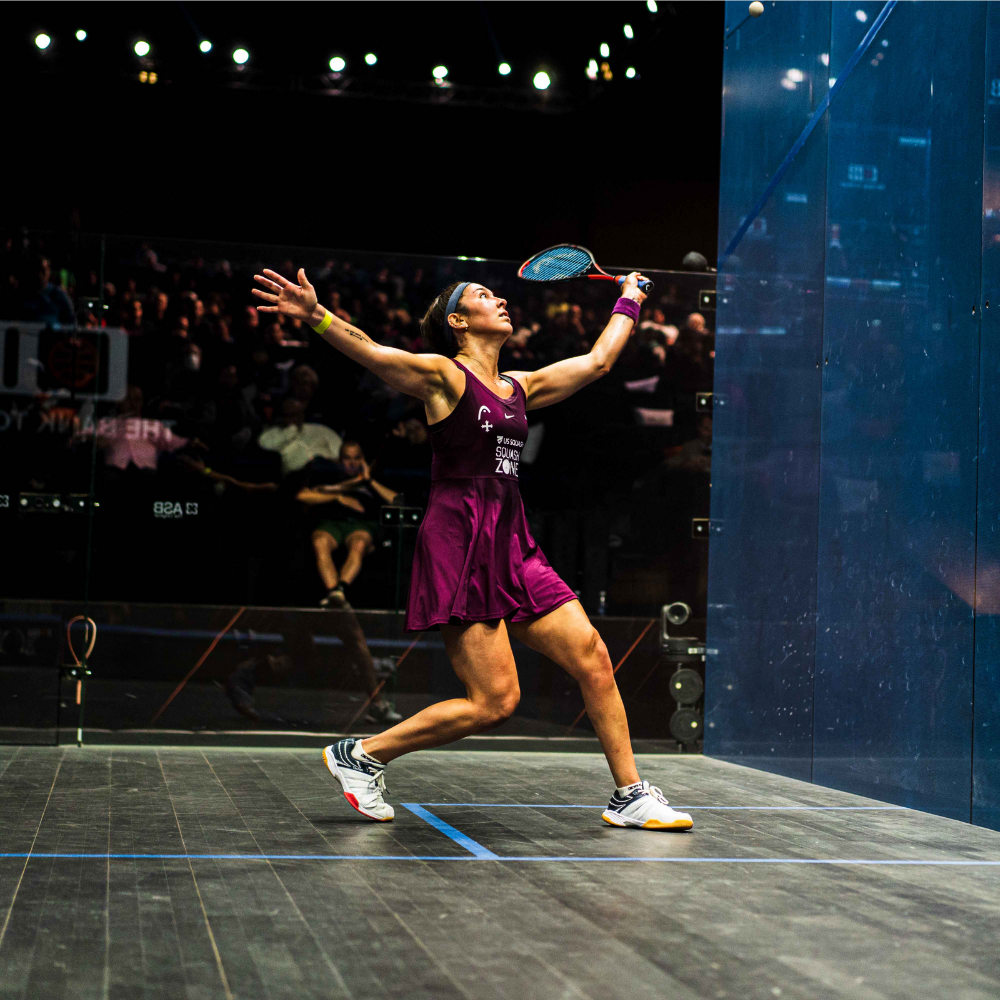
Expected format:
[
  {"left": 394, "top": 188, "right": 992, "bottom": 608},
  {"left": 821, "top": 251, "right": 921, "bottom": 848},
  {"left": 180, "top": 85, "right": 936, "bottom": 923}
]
[
  {"left": 322, "top": 738, "right": 394, "bottom": 821},
  {"left": 602, "top": 780, "right": 693, "bottom": 831}
]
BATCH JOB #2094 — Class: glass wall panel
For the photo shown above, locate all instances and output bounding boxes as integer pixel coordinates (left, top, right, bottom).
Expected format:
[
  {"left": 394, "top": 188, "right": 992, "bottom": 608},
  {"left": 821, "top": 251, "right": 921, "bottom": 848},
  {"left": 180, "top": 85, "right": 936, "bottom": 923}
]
[
  {"left": 973, "top": 2, "right": 1000, "bottom": 832},
  {"left": 2, "top": 232, "right": 714, "bottom": 746},
  {"left": 0, "top": 231, "right": 108, "bottom": 742},
  {"left": 811, "top": 0, "right": 984, "bottom": 822},
  {"left": 705, "top": 0, "right": 832, "bottom": 779}
]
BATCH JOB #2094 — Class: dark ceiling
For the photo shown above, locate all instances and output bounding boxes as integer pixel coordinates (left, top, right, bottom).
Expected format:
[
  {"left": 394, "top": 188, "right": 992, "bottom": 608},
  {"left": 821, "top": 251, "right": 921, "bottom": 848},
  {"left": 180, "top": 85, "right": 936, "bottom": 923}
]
[{"left": 3, "top": 2, "right": 725, "bottom": 269}]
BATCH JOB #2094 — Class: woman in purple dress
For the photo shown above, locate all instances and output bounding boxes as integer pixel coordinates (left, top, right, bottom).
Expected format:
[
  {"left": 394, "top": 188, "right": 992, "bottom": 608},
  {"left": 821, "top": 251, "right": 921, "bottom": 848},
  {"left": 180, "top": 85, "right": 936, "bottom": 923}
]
[{"left": 253, "top": 267, "right": 693, "bottom": 832}]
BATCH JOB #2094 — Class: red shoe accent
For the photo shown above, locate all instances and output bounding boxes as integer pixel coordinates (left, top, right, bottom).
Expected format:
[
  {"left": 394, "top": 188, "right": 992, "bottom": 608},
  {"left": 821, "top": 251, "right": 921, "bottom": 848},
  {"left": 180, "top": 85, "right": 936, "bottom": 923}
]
[{"left": 345, "top": 791, "right": 360, "bottom": 809}]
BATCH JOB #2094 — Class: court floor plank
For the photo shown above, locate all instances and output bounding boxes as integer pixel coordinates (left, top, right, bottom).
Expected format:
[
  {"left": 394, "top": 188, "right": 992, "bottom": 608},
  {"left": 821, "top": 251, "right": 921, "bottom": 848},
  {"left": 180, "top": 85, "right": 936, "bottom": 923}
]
[{"left": 0, "top": 747, "right": 998, "bottom": 1000}]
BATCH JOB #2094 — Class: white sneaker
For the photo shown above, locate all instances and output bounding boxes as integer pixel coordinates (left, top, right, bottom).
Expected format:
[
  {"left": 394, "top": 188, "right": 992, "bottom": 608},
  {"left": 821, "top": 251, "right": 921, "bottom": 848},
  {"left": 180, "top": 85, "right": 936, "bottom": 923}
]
[
  {"left": 602, "top": 780, "right": 693, "bottom": 831},
  {"left": 322, "top": 739, "right": 394, "bottom": 822}
]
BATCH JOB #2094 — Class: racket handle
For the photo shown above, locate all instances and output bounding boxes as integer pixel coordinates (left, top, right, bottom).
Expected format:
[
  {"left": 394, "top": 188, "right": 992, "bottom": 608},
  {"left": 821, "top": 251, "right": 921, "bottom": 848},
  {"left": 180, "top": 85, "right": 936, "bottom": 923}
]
[{"left": 615, "top": 275, "right": 655, "bottom": 293}]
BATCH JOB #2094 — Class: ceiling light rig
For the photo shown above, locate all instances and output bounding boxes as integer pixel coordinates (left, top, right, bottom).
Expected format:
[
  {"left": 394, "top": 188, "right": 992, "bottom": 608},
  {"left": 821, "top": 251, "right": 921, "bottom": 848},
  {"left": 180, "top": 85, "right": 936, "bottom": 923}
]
[
  {"left": 34, "top": 33, "right": 52, "bottom": 50},
  {"left": 232, "top": 48, "right": 249, "bottom": 66},
  {"left": 365, "top": 53, "right": 377, "bottom": 66},
  {"left": 134, "top": 40, "right": 150, "bottom": 57},
  {"left": 329, "top": 56, "right": 346, "bottom": 72},
  {"left": 199, "top": 40, "right": 213, "bottom": 54}
]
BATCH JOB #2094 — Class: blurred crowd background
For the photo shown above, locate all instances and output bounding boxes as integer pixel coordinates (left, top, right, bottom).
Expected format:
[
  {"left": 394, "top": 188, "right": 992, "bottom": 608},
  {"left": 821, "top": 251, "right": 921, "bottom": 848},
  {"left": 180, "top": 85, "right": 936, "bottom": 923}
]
[{"left": 0, "top": 231, "right": 715, "bottom": 617}]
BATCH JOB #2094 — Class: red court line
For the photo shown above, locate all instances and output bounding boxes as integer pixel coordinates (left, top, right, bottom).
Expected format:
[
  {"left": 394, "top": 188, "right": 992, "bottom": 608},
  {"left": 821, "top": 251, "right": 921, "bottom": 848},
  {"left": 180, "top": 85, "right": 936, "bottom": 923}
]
[
  {"left": 148, "top": 607, "right": 246, "bottom": 725},
  {"left": 344, "top": 633, "right": 421, "bottom": 733},
  {"left": 564, "top": 618, "right": 657, "bottom": 735}
]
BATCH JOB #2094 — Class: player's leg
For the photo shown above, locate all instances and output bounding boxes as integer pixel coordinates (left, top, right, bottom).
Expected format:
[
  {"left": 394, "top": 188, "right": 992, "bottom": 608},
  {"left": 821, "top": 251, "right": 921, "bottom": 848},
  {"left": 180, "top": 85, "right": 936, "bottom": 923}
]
[
  {"left": 509, "top": 600, "right": 637, "bottom": 785},
  {"left": 509, "top": 601, "right": 692, "bottom": 830},
  {"left": 362, "top": 619, "right": 519, "bottom": 761},
  {"left": 322, "top": 620, "right": 519, "bottom": 820}
]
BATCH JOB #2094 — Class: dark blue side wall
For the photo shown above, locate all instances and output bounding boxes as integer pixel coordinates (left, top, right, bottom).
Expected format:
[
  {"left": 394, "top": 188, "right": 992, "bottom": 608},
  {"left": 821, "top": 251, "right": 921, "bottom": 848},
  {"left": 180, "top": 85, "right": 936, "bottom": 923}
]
[{"left": 707, "top": 0, "right": 1000, "bottom": 828}]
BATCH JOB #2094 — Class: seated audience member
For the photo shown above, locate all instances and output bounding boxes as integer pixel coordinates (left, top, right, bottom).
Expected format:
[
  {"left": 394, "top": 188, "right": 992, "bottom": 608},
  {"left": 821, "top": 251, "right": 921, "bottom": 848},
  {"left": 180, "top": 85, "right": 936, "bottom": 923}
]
[
  {"left": 326, "top": 289, "right": 352, "bottom": 323},
  {"left": 77, "top": 385, "right": 193, "bottom": 472},
  {"left": 207, "top": 364, "right": 260, "bottom": 454},
  {"left": 639, "top": 308, "right": 679, "bottom": 346},
  {"left": 298, "top": 441, "right": 401, "bottom": 608},
  {"left": 20, "top": 256, "right": 75, "bottom": 325},
  {"left": 285, "top": 364, "right": 328, "bottom": 423},
  {"left": 377, "top": 416, "right": 432, "bottom": 504},
  {"left": 258, "top": 399, "right": 343, "bottom": 477},
  {"left": 666, "top": 415, "right": 713, "bottom": 473},
  {"left": 683, "top": 311, "right": 708, "bottom": 335}
]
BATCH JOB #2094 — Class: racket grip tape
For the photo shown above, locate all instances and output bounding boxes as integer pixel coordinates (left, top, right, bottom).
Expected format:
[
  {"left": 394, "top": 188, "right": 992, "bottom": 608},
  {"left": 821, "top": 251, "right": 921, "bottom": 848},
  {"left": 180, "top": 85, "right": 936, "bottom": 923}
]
[{"left": 615, "top": 275, "right": 655, "bottom": 293}]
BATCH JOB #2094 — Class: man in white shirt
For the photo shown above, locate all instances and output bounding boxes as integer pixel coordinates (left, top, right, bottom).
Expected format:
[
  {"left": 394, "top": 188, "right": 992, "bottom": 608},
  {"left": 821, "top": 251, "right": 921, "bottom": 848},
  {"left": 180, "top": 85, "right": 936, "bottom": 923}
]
[{"left": 258, "top": 399, "right": 342, "bottom": 477}]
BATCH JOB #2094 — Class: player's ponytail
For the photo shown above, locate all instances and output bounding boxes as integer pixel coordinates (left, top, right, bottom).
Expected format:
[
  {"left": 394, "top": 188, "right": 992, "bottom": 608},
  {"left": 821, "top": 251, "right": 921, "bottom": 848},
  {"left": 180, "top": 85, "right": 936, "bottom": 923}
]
[{"left": 420, "top": 282, "right": 467, "bottom": 356}]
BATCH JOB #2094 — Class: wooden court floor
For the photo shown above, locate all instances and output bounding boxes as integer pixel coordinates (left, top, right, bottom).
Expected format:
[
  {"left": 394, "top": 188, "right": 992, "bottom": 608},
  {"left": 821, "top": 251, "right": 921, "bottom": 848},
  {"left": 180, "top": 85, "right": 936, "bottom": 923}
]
[{"left": 1, "top": 747, "right": 998, "bottom": 999}]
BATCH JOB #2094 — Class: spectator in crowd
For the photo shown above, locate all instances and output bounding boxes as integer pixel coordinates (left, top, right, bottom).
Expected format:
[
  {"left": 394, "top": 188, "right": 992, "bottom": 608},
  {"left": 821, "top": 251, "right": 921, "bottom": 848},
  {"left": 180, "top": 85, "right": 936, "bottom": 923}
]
[
  {"left": 298, "top": 441, "right": 401, "bottom": 608},
  {"left": 639, "top": 307, "right": 679, "bottom": 346},
  {"left": 667, "top": 414, "right": 712, "bottom": 473},
  {"left": 377, "top": 416, "right": 433, "bottom": 504},
  {"left": 206, "top": 364, "right": 261, "bottom": 454},
  {"left": 20, "top": 256, "right": 74, "bottom": 324},
  {"left": 77, "top": 385, "right": 195, "bottom": 472},
  {"left": 258, "top": 398, "right": 343, "bottom": 477},
  {"left": 683, "top": 311, "right": 708, "bottom": 335}
]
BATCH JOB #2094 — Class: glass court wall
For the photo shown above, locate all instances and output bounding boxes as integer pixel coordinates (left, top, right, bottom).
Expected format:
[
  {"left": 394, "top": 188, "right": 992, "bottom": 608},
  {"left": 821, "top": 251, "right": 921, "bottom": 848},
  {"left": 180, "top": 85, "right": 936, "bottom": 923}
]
[
  {"left": 0, "top": 233, "right": 715, "bottom": 745},
  {"left": 708, "top": 0, "right": 1000, "bottom": 828}
]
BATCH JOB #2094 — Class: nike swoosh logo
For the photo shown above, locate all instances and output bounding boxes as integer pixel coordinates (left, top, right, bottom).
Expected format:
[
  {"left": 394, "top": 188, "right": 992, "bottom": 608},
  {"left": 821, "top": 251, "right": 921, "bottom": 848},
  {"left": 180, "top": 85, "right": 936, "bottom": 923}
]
[{"left": 504, "top": 413, "right": 514, "bottom": 419}]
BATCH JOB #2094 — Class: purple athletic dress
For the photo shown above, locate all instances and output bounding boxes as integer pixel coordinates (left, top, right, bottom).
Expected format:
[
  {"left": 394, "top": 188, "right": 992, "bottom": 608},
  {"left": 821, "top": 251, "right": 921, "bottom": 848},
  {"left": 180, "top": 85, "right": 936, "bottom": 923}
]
[{"left": 405, "top": 360, "right": 577, "bottom": 631}]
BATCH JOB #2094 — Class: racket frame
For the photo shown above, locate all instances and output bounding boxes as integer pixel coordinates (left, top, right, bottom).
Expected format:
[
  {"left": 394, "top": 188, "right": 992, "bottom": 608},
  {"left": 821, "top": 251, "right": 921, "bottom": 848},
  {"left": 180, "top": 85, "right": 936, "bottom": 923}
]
[{"left": 517, "top": 243, "right": 652, "bottom": 292}]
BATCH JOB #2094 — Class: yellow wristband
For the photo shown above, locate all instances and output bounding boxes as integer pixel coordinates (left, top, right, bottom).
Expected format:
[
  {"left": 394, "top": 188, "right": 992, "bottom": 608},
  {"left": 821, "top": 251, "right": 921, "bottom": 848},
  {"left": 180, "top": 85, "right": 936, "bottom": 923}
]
[{"left": 311, "top": 311, "right": 334, "bottom": 335}]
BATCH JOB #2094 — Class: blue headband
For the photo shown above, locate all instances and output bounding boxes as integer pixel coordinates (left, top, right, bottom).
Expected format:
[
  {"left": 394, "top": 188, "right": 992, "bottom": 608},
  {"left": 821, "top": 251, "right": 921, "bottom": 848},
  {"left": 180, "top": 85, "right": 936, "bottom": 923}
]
[{"left": 443, "top": 282, "right": 471, "bottom": 345}]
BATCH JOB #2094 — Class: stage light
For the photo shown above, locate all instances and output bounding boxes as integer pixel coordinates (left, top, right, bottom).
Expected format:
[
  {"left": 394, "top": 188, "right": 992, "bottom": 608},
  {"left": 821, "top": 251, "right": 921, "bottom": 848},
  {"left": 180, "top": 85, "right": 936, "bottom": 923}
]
[
  {"left": 647, "top": 0, "right": 658, "bottom": 10},
  {"left": 34, "top": 33, "right": 51, "bottom": 50},
  {"left": 625, "top": 66, "right": 636, "bottom": 79},
  {"left": 600, "top": 42, "right": 610, "bottom": 58},
  {"left": 329, "top": 56, "right": 346, "bottom": 72},
  {"left": 75, "top": 30, "right": 87, "bottom": 42},
  {"left": 533, "top": 71, "right": 550, "bottom": 90},
  {"left": 199, "top": 40, "right": 212, "bottom": 54},
  {"left": 586, "top": 59, "right": 598, "bottom": 80},
  {"left": 233, "top": 48, "right": 249, "bottom": 65},
  {"left": 365, "top": 53, "right": 377, "bottom": 66},
  {"left": 819, "top": 52, "right": 829, "bottom": 66},
  {"left": 432, "top": 64, "right": 448, "bottom": 80},
  {"left": 780, "top": 77, "right": 796, "bottom": 90},
  {"left": 855, "top": 9, "right": 868, "bottom": 22},
  {"left": 498, "top": 62, "right": 511, "bottom": 76},
  {"left": 624, "top": 24, "right": 634, "bottom": 39},
  {"left": 786, "top": 68, "right": 804, "bottom": 82},
  {"left": 134, "top": 40, "right": 150, "bottom": 57}
]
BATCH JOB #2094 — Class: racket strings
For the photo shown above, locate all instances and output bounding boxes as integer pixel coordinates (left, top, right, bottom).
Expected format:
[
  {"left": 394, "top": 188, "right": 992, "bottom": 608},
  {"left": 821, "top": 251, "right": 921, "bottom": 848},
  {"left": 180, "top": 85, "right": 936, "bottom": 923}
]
[{"left": 520, "top": 246, "right": 593, "bottom": 281}]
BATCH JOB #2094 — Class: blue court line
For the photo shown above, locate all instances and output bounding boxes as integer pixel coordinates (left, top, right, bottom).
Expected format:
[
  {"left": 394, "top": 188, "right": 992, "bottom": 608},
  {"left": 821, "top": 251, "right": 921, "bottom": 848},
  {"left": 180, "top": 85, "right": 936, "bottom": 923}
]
[
  {"left": 418, "top": 804, "right": 908, "bottom": 811},
  {"left": 1, "top": 853, "right": 999, "bottom": 866},
  {"left": 399, "top": 803, "right": 500, "bottom": 860}
]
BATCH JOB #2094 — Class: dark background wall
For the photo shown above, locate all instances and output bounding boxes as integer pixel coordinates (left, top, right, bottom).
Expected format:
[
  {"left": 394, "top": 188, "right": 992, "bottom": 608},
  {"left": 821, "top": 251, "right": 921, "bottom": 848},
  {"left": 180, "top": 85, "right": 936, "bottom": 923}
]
[
  {"left": 706, "top": 0, "right": 1000, "bottom": 830},
  {"left": 1, "top": 2, "right": 724, "bottom": 269}
]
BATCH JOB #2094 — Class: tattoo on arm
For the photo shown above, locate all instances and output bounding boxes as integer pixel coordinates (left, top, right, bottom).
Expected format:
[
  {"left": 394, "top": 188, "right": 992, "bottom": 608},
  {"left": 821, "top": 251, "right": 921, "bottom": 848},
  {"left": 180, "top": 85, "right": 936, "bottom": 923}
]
[{"left": 345, "top": 327, "right": 370, "bottom": 344}]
